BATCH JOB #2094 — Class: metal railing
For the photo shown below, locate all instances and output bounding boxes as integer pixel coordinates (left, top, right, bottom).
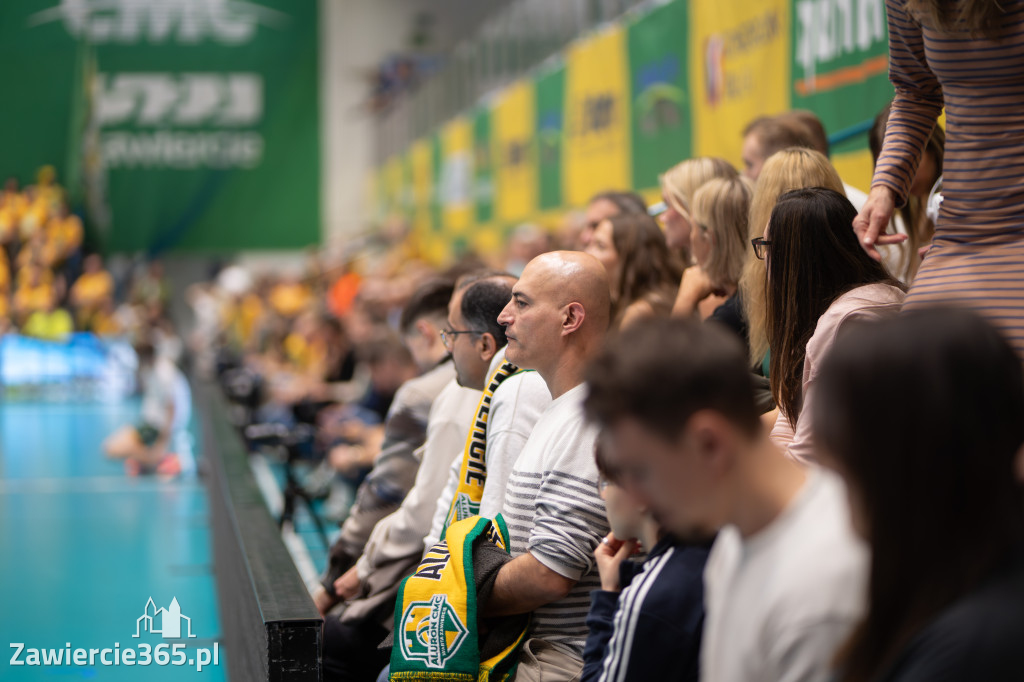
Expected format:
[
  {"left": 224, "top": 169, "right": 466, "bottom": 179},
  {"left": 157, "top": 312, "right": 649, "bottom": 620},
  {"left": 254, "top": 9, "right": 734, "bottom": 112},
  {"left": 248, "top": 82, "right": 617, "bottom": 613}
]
[{"left": 373, "top": 0, "right": 660, "bottom": 163}]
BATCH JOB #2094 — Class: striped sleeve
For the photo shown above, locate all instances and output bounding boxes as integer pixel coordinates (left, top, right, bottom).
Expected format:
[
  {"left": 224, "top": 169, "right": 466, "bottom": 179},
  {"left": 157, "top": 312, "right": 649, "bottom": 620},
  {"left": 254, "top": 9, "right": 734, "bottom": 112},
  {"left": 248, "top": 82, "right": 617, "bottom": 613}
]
[{"left": 873, "top": 0, "right": 945, "bottom": 206}]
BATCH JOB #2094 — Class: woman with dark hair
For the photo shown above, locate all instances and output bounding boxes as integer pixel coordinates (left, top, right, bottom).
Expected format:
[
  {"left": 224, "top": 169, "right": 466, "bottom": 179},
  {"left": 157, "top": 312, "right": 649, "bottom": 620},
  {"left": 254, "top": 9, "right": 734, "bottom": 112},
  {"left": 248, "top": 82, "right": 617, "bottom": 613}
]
[
  {"left": 578, "top": 190, "right": 649, "bottom": 249},
  {"left": 814, "top": 309, "right": 1024, "bottom": 681},
  {"left": 760, "top": 187, "right": 905, "bottom": 462},
  {"left": 584, "top": 213, "right": 683, "bottom": 329}
]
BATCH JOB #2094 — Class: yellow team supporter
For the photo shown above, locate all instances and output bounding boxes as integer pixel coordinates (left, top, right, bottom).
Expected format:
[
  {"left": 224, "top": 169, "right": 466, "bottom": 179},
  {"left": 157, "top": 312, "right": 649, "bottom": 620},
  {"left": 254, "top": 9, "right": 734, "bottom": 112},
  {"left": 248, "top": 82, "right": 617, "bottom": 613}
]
[
  {"left": 0, "top": 192, "right": 26, "bottom": 244},
  {"left": 47, "top": 211, "right": 83, "bottom": 261},
  {"left": 268, "top": 280, "right": 313, "bottom": 318},
  {"left": 23, "top": 307, "right": 74, "bottom": 342},
  {"left": 14, "top": 280, "right": 55, "bottom": 321}
]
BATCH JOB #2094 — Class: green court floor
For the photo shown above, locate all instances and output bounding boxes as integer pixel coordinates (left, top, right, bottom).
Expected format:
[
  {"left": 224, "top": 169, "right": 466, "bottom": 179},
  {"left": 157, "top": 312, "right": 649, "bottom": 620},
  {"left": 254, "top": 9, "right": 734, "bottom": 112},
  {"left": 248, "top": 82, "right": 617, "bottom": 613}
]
[{"left": 0, "top": 401, "right": 227, "bottom": 681}]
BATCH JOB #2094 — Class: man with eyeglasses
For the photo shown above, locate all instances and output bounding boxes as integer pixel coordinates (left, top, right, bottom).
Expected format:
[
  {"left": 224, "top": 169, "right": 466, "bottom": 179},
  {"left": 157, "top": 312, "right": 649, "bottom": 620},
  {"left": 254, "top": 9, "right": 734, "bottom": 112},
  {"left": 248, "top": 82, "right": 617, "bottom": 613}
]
[
  {"left": 425, "top": 273, "right": 552, "bottom": 549},
  {"left": 317, "top": 278, "right": 479, "bottom": 681}
]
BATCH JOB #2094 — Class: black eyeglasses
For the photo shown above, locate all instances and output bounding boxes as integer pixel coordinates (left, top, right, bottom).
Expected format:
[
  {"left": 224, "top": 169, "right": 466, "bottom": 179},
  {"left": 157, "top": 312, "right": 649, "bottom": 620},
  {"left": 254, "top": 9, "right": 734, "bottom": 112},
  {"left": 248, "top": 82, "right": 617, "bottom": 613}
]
[
  {"left": 751, "top": 237, "right": 772, "bottom": 260},
  {"left": 440, "top": 328, "right": 484, "bottom": 348}
]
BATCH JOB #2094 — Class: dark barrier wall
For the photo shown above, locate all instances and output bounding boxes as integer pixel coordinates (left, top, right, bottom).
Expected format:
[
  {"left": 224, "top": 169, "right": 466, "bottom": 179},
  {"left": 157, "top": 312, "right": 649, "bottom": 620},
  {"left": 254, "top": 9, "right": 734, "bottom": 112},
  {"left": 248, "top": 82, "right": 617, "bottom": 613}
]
[{"left": 196, "top": 382, "right": 322, "bottom": 682}]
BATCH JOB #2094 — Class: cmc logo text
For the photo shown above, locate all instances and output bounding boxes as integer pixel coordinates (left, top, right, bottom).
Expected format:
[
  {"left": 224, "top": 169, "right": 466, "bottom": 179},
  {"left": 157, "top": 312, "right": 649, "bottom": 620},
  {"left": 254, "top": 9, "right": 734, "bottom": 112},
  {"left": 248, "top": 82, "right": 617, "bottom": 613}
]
[{"left": 28, "top": 0, "right": 288, "bottom": 45}]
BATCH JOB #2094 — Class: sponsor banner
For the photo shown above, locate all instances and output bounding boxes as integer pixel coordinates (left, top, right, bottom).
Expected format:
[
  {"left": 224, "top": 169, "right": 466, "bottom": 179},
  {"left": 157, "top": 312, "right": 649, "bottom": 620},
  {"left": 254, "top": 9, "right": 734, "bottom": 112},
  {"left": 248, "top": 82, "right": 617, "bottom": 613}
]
[
  {"left": 690, "top": 0, "right": 791, "bottom": 165},
  {"left": 628, "top": 0, "right": 692, "bottom": 191},
  {"left": 439, "top": 117, "right": 473, "bottom": 239},
  {"left": 535, "top": 64, "right": 566, "bottom": 211},
  {"left": 472, "top": 108, "right": 495, "bottom": 225},
  {"left": 0, "top": 0, "right": 320, "bottom": 252},
  {"left": 492, "top": 80, "right": 538, "bottom": 223},
  {"left": 791, "top": 0, "right": 891, "bottom": 188},
  {"left": 562, "top": 24, "right": 632, "bottom": 207}
]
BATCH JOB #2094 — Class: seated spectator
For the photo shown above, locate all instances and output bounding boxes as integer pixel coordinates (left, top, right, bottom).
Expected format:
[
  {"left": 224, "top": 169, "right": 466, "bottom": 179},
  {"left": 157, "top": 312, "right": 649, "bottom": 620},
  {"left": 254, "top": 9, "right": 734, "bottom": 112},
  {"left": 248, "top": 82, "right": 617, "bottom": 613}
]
[
  {"left": 13, "top": 264, "right": 55, "bottom": 326},
  {"left": 814, "top": 309, "right": 1024, "bottom": 681},
  {"left": 655, "top": 157, "right": 738, "bottom": 265},
  {"left": 480, "top": 251, "right": 612, "bottom": 678},
  {"left": 104, "top": 338, "right": 192, "bottom": 477},
  {"left": 584, "top": 213, "right": 683, "bottom": 329},
  {"left": 45, "top": 203, "right": 83, "bottom": 267},
  {"left": 70, "top": 254, "right": 115, "bottom": 331},
  {"left": 739, "top": 147, "right": 848, "bottom": 375},
  {"left": 268, "top": 275, "right": 314, "bottom": 319},
  {"left": 582, "top": 440, "right": 708, "bottom": 682},
  {"left": 130, "top": 260, "right": 169, "bottom": 311},
  {"left": 740, "top": 115, "right": 817, "bottom": 181},
  {"left": 759, "top": 187, "right": 904, "bottom": 463},
  {"left": 584, "top": 317, "right": 867, "bottom": 682},
  {"left": 868, "top": 101, "right": 945, "bottom": 283},
  {"left": 21, "top": 290, "right": 73, "bottom": 342},
  {"left": 579, "top": 190, "right": 649, "bottom": 249},
  {"left": 317, "top": 274, "right": 508, "bottom": 681},
  {"left": 323, "top": 278, "right": 455, "bottom": 550},
  {"left": 672, "top": 176, "right": 753, "bottom": 348}
]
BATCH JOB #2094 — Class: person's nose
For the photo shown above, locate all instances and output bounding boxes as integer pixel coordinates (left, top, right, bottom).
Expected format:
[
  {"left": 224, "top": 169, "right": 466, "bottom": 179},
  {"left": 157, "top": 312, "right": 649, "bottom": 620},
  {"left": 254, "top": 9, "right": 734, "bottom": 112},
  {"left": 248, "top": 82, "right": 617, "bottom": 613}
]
[{"left": 497, "top": 301, "right": 513, "bottom": 327}]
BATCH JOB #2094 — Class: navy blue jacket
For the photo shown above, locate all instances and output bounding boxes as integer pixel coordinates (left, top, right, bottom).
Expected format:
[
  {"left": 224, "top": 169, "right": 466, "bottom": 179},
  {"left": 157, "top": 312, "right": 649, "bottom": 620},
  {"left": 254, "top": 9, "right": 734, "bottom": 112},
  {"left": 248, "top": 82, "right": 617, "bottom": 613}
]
[{"left": 581, "top": 537, "right": 709, "bottom": 682}]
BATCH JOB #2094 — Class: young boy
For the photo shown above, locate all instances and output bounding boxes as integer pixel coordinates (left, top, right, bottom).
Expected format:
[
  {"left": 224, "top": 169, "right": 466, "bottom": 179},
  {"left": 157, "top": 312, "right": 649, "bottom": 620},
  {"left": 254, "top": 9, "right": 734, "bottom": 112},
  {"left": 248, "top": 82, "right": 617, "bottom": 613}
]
[{"left": 581, "top": 440, "right": 710, "bottom": 682}]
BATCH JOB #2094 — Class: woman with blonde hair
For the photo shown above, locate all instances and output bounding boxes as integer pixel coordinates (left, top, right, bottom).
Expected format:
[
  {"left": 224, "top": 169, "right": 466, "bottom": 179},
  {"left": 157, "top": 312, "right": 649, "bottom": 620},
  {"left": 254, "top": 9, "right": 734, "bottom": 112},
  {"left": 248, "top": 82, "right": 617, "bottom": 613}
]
[
  {"left": 585, "top": 213, "right": 683, "bottom": 329},
  {"left": 657, "top": 157, "right": 738, "bottom": 262},
  {"left": 673, "top": 176, "right": 754, "bottom": 346},
  {"left": 740, "top": 147, "right": 849, "bottom": 372}
]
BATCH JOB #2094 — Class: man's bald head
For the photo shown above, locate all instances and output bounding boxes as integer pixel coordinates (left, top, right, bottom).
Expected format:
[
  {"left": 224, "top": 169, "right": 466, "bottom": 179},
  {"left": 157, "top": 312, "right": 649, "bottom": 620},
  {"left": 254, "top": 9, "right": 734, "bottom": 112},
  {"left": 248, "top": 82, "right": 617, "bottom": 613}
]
[
  {"left": 498, "top": 251, "right": 611, "bottom": 393},
  {"left": 524, "top": 251, "right": 612, "bottom": 332}
]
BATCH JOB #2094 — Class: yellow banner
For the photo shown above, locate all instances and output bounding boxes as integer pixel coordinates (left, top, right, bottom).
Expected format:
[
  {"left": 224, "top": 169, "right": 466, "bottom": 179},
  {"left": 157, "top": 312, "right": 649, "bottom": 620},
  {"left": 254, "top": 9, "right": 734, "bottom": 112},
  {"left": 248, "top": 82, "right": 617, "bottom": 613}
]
[
  {"left": 492, "top": 80, "right": 538, "bottom": 223},
  {"left": 562, "top": 25, "right": 631, "bottom": 207},
  {"left": 690, "top": 0, "right": 790, "bottom": 165},
  {"left": 440, "top": 117, "right": 473, "bottom": 237},
  {"left": 410, "top": 138, "right": 435, "bottom": 257}
]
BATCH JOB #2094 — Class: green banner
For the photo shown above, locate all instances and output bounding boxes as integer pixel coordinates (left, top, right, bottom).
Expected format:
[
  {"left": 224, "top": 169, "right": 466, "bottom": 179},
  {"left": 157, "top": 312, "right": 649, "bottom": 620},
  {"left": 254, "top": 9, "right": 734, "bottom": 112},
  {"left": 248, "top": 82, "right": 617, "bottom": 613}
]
[
  {"left": 535, "top": 65, "right": 565, "bottom": 210},
  {"left": 472, "top": 108, "right": 494, "bottom": 224},
  {"left": 790, "top": 0, "right": 892, "bottom": 154},
  {"left": 0, "top": 0, "right": 319, "bottom": 253},
  {"left": 628, "top": 0, "right": 691, "bottom": 190}
]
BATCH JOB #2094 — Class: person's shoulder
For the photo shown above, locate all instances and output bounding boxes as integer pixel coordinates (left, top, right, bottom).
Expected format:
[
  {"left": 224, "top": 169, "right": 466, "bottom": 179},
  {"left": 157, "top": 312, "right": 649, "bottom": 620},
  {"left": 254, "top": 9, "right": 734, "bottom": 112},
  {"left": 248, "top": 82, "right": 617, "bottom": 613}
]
[
  {"left": 809, "top": 283, "right": 905, "bottom": 356},
  {"left": 884, "top": 567, "right": 1024, "bottom": 681}
]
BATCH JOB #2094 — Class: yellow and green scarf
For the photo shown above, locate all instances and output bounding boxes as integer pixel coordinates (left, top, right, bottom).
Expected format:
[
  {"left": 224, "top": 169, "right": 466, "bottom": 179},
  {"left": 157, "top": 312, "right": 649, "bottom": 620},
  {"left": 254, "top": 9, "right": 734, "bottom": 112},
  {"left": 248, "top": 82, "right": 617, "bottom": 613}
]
[
  {"left": 390, "top": 515, "right": 527, "bottom": 681},
  {"left": 440, "top": 360, "right": 521, "bottom": 539}
]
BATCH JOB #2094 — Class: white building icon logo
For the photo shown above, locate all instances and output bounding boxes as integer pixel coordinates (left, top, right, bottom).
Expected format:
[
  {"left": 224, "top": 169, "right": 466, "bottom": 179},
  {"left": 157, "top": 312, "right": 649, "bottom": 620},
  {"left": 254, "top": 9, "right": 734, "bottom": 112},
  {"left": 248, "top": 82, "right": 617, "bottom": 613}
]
[{"left": 133, "top": 597, "right": 196, "bottom": 639}]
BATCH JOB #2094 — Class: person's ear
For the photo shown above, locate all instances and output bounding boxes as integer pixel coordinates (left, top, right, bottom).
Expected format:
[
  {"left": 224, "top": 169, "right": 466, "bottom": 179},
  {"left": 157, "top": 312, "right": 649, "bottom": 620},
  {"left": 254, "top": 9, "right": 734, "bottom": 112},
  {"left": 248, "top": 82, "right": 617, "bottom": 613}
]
[
  {"left": 414, "top": 318, "right": 434, "bottom": 344},
  {"left": 478, "top": 332, "right": 498, "bottom": 364},
  {"left": 683, "top": 410, "right": 735, "bottom": 477},
  {"left": 561, "top": 301, "right": 586, "bottom": 336}
]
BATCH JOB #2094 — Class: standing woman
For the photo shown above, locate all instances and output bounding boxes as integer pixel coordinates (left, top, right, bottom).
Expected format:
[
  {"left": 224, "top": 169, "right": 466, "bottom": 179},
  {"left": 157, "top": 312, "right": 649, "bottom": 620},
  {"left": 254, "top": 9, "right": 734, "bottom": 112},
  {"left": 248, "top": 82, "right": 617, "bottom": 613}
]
[
  {"left": 857, "top": 0, "right": 1024, "bottom": 358},
  {"left": 814, "top": 309, "right": 1024, "bottom": 681},
  {"left": 761, "top": 188, "right": 904, "bottom": 463},
  {"left": 585, "top": 213, "right": 683, "bottom": 329}
]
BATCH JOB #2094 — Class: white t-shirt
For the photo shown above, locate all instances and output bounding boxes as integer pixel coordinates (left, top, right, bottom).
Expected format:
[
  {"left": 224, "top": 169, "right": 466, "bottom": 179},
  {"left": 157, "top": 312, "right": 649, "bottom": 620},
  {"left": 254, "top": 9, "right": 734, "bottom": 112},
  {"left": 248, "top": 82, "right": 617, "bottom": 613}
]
[
  {"left": 424, "top": 348, "right": 551, "bottom": 549},
  {"left": 701, "top": 467, "right": 868, "bottom": 682},
  {"left": 502, "top": 382, "right": 607, "bottom": 658},
  {"left": 356, "top": 378, "right": 479, "bottom": 580}
]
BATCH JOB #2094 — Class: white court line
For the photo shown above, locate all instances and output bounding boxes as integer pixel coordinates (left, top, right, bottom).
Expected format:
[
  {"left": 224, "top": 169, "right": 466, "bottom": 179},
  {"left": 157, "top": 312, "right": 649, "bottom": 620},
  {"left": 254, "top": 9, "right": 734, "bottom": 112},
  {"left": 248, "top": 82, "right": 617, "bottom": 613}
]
[{"left": 248, "top": 453, "right": 321, "bottom": 596}]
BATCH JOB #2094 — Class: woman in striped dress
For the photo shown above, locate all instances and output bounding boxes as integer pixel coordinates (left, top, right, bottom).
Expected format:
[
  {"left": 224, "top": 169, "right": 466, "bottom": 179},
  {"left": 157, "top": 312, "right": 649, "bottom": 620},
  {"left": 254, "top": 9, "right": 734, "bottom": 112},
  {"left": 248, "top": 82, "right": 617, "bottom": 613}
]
[{"left": 855, "top": 0, "right": 1024, "bottom": 357}]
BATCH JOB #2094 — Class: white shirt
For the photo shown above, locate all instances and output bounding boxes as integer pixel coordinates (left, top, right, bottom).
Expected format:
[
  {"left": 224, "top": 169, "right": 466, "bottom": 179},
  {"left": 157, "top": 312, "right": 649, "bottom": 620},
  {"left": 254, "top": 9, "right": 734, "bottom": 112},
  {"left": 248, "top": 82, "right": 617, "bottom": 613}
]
[
  {"left": 424, "top": 348, "right": 551, "bottom": 549},
  {"left": 356, "top": 378, "right": 479, "bottom": 580},
  {"left": 700, "top": 468, "right": 867, "bottom": 682},
  {"left": 502, "top": 382, "right": 607, "bottom": 657}
]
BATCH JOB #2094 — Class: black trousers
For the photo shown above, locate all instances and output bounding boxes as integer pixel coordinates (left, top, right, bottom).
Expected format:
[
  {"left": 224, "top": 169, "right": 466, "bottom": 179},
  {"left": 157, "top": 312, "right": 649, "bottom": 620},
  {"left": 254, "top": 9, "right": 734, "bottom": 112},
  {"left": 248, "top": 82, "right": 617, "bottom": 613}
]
[{"left": 322, "top": 615, "right": 391, "bottom": 682}]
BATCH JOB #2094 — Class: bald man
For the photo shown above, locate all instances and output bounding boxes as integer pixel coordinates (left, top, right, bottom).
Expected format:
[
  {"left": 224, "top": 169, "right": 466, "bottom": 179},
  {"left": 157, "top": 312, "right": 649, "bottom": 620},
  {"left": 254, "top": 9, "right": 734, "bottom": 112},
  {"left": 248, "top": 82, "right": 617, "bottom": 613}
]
[{"left": 486, "top": 251, "right": 612, "bottom": 680}]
